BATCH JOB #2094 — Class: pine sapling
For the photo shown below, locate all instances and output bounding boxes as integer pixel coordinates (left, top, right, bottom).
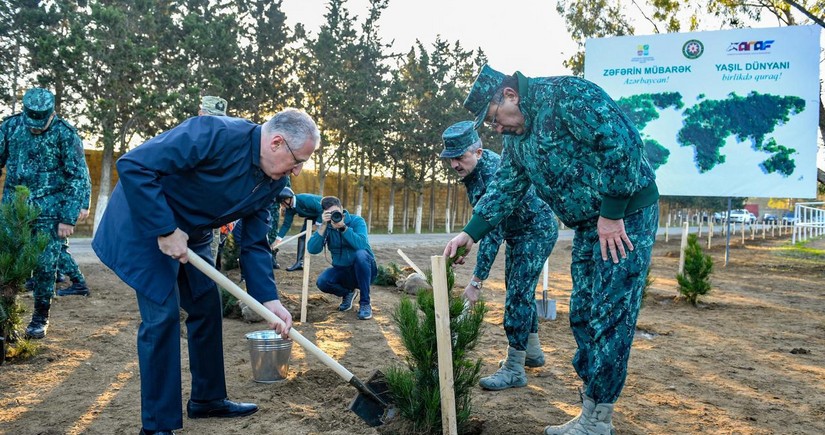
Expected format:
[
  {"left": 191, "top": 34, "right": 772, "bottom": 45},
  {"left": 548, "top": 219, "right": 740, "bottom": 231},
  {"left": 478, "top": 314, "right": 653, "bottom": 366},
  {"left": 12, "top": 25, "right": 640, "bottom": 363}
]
[
  {"left": 385, "top": 246, "right": 487, "bottom": 434},
  {"left": 676, "top": 234, "right": 713, "bottom": 306}
]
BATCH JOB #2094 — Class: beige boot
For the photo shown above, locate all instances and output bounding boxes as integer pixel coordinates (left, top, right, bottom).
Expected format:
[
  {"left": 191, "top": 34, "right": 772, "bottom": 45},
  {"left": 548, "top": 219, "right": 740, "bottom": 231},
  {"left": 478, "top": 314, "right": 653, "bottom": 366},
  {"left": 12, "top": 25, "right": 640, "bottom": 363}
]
[
  {"left": 525, "top": 332, "right": 545, "bottom": 367},
  {"left": 479, "top": 347, "right": 527, "bottom": 390},
  {"left": 566, "top": 395, "right": 614, "bottom": 435},
  {"left": 545, "top": 392, "right": 616, "bottom": 435}
]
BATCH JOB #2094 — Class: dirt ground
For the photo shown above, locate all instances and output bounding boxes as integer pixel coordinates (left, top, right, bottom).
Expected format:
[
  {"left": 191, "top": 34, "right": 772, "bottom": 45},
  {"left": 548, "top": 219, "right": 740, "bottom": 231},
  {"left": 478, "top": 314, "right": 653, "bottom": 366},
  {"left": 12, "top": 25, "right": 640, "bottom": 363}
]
[{"left": 1, "top": 229, "right": 824, "bottom": 435}]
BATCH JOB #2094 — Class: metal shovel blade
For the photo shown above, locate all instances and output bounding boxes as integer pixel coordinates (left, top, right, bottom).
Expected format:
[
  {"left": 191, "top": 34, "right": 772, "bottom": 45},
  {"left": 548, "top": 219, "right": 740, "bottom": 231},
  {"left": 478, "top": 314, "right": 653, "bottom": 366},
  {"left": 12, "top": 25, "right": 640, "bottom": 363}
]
[
  {"left": 536, "top": 291, "right": 557, "bottom": 320},
  {"left": 348, "top": 370, "right": 396, "bottom": 427}
]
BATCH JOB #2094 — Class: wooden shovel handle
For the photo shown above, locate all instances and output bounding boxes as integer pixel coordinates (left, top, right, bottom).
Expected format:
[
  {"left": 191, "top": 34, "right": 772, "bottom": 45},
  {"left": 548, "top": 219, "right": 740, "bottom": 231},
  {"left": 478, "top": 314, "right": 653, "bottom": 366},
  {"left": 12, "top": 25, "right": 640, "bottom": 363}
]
[{"left": 185, "top": 249, "right": 355, "bottom": 383}]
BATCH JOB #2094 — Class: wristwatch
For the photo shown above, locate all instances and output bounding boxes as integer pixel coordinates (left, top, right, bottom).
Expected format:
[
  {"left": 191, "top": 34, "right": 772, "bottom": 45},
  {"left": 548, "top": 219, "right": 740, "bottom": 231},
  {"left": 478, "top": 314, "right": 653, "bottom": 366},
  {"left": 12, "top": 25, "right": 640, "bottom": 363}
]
[{"left": 469, "top": 280, "right": 483, "bottom": 290}]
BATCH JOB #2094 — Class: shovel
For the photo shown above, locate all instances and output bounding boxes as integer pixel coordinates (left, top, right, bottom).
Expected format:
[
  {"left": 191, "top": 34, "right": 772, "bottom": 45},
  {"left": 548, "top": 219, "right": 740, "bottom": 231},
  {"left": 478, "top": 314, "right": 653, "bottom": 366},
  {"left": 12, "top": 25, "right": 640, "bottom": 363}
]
[
  {"left": 186, "top": 249, "right": 395, "bottom": 427},
  {"left": 535, "top": 258, "right": 556, "bottom": 320}
]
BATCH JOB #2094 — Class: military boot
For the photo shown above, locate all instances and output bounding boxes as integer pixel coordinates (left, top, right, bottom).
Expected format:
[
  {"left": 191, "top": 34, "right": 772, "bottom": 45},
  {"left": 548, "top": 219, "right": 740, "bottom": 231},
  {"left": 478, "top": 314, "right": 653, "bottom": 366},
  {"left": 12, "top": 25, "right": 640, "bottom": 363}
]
[
  {"left": 479, "top": 347, "right": 527, "bottom": 391},
  {"left": 57, "top": 281, "right": 90, "bottom": 296},
  {"left": 25, "top": 301, "right": 51, "bottom": 339},
  {"left": 525, "top": 332, "right": 546, "bottom": 367},
  {"left": 286, "top": 238, "right": 305, "bottom": 272},
  {"left": 499, "top": 333, "right": 545, "bottom": 368},
  {"left": 544, "top": 392, "right": 616, "bottom": 435},
  {"left": 566, "top": 396, "right": 614, "bottom": 435}
]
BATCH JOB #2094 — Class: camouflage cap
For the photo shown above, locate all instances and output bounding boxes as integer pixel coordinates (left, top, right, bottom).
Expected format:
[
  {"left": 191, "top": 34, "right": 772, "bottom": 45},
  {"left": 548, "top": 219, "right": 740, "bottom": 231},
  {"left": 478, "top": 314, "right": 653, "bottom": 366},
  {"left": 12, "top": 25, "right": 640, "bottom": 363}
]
[
  {"left": 463, "top": 64, "right": 507, "bottom": 129},
  {"left": 200, "top": 95, "right": 228, "bottom": 116},
  {"left": 22, "top": 87, "right": 55, "bottom": 129},
  {"left": 440, "top": 121, "right": 480, "bottom": 158}
]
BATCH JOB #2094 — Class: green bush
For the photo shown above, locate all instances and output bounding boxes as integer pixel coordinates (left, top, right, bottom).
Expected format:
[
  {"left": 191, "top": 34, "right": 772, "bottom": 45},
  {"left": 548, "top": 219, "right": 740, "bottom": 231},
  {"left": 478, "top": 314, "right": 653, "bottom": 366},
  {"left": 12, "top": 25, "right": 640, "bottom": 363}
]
[
  {"left": 221, "top": 233, "right": 240, "bottom": 271},
  {"left": 676, "top": 234, "right": 713, "bottom": 306},
  {"left": 0, "top": 186, "right": 48, "bottom": 364},
  {"left": 384, "top": 247, "right": 486, "bottom": 434},
  {"left": 375, "top": 262, "right": 404, "bottom": 286}
]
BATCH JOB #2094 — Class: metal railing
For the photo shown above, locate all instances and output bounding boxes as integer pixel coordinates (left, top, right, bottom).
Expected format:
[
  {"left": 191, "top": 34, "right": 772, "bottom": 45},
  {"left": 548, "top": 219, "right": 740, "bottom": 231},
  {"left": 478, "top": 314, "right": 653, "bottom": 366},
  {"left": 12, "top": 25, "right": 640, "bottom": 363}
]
[{"left": 792, "top": 202, "right": 825, "bottom": 244}]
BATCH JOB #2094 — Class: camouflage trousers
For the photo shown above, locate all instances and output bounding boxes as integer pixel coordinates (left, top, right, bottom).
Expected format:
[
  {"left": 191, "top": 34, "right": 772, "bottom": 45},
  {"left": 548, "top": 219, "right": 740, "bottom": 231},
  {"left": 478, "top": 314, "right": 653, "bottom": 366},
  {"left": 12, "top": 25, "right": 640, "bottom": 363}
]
[
  {"left": 57, "top": 238, "right": 86, "bottom": 284},
  {"left": 503, "top": 230, "right": 558, "bottom": 351},
  {"left": 569, "top": 203, "right": 659, "bottom": 404},
  {"left": 32, "top": 220, "right": 64, "bottom": 306}
]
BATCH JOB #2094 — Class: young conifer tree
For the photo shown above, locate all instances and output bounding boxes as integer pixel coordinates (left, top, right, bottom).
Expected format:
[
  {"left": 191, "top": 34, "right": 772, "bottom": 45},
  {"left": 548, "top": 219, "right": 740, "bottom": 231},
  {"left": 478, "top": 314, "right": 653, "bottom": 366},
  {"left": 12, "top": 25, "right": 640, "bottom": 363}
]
[
  {"left": 676, "top": 234, "right": 713, "bottom": 306},
  {"left": 0, "top": 186, "right": 49, "bottom": 364},
  {"left": 385, "top": 247, "right": 487, "bottom": 434}
]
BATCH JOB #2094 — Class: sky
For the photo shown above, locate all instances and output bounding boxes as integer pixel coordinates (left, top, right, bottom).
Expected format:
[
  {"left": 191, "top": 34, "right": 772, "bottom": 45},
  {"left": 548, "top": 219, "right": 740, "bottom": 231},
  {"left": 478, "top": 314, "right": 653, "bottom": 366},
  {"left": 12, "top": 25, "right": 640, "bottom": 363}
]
[{"left": 280, "top": 0, "right": 579, "bottom": 77}]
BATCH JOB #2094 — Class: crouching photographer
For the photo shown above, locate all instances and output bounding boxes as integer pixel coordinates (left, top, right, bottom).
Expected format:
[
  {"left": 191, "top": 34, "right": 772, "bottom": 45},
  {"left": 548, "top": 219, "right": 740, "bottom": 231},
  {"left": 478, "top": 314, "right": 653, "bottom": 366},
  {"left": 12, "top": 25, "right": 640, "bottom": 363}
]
[{"left": 307, "top": 196, "right": 377, "bottom": 320}]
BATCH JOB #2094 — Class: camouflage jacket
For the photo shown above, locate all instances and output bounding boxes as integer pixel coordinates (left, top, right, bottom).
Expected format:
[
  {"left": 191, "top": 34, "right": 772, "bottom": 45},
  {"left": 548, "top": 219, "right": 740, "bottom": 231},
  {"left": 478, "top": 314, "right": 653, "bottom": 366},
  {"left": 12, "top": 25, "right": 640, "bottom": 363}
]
[
  {"left": 465, "top": 73, "right": 658, "bottom": 240},
  {"left": 277, "top": 193, "right": 323, "bottom": 239},
  {"left": 0, "top": 113, "right": 89, "bottom": 224},
  {"left": 462, "top": 149, "right": 556, "bottom": 280}
]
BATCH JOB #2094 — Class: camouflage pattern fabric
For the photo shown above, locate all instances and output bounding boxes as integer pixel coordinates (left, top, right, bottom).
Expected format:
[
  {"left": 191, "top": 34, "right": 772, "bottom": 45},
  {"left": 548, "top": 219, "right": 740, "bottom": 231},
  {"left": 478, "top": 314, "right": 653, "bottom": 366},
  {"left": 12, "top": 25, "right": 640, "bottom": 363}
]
[
  {"left": 469, "top": 72, "right": 658, "bottom": 228},
  {"left": 57, "top": 239, "right": 85, "bottom": 284},
  {"left": 569, "top": 203, "right": 658, "bottom": 403},
  {"left": 1, "top": 110, "right": 90, "bottom": 306},
  {"left": 462, "top": 149, "right": 558, "bottom": 350}
]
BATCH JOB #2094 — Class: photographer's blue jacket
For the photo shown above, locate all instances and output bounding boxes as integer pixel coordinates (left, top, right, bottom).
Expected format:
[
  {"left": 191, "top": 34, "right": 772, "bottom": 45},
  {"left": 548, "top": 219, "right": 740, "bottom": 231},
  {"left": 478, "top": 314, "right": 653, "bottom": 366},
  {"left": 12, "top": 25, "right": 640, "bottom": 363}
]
[
  {"left": 92, "top": 116, "right": 287, "bottom": 305},
  {"left": 306, "top": 211, "right": 374, "bottom": 267}
]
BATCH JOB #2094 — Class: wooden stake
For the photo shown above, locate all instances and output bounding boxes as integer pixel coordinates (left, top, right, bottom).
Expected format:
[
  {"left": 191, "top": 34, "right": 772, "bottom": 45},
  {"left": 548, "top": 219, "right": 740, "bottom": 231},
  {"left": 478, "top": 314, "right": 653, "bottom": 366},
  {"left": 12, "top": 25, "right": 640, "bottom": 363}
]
[
  {"left": 665, "top": 222, "right": 669, "bottom": 242},
  {"left": 300, "top": 219, "right": 312, "bottom": 323},
  {"left": 698, "top": 221, "right": 703, "bottom": 238},
  {"left": 678, "top": 222, "right": 689, "bottom": 275},
  {"left": 741, "top": 223, "right": 745, "bottom": 244},
  {"left": 430, "top": 255, "right": 458, "bottom": 435},
  {"left": 397, "top": 248, "right": 426, "bottom": 277}
]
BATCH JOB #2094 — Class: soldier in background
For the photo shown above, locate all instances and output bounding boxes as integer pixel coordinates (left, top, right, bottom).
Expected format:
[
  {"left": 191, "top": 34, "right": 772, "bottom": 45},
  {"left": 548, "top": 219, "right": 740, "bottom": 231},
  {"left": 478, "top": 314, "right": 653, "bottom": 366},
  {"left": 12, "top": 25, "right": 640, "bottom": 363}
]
[
  {"left": 198, "top": 95, "right": 229, "bottom": 262},
  {"left": 0, "top": 87, "right": 90, "bottom": 339},
  {"left": 55, "top": 162, "right": 92, "bottom": 296}
]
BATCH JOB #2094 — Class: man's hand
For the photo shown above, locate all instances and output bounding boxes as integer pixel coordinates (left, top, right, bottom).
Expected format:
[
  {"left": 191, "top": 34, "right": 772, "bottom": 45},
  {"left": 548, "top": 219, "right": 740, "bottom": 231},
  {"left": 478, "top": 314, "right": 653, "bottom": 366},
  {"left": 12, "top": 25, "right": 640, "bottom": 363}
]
[
  {"left": 443, "top": 232, "right": 474, "bottom": 265},
  {"left": 597, "top": 216, "right": 634, "bottom": 263},
  {"left": 58, "top": 223, "right": 75, "bottom": 238},
  {"left": 158, "top": 229, "right": 190, "bottom": 263},
  {"left": 77, "top": 209, "right": 90, "bottom": 222},
  {"left": 263, "top": 299, "right": 293, "bottom": 336},
  {"left": 463, "top": 278, "right": 482, "bottom": 303}
]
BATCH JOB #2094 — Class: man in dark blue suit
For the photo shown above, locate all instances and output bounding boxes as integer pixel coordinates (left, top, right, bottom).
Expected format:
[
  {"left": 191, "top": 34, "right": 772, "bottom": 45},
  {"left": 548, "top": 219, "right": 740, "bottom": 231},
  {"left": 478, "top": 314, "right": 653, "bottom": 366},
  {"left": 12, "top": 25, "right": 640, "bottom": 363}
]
[{"left": 92, "top": 108, "right": 319, "bottom": 435}]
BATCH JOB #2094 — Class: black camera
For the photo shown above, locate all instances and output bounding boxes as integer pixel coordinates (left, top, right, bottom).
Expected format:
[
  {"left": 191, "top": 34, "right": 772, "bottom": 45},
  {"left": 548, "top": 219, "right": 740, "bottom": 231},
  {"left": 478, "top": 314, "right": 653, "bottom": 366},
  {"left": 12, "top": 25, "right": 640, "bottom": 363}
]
[{"left": 330, "top": 210, "right": 344, "bottom": 223}]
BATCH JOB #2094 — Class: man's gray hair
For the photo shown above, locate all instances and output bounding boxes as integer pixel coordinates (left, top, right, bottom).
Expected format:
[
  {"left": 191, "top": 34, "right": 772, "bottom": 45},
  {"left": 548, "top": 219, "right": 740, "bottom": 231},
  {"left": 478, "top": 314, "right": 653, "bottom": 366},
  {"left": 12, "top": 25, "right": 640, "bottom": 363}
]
[
  {"left": 466, "top": 140, "right": 482, "bottom": 153},
  {"left": 263, "top": 108, "right": 320, "bottom": 150}
]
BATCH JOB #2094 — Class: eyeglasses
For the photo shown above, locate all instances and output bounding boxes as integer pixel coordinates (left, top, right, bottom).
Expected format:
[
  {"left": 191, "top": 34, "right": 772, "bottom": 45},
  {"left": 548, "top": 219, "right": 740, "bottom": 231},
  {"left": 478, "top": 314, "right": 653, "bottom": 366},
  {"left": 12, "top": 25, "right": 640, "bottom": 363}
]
[
  {"left": 485, "top": 95, "right": 504, "bottom": 128},
  {"left": 281, "top": 136, "right": 307, "bottom": 167}
]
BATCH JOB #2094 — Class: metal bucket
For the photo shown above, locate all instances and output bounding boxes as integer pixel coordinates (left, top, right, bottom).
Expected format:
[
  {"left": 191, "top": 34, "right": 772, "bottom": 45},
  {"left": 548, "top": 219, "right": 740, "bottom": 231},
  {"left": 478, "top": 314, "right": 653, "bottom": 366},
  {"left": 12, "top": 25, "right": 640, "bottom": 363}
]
[{"left": 245, "top": 330, "right": 293, "bottom": 383}]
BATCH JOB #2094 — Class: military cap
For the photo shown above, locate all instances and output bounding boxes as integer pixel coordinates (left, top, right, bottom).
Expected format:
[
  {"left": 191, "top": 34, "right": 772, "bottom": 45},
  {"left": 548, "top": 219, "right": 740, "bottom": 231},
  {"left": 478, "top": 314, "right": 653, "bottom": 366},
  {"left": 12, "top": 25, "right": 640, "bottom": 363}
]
[
  {"left": 440, "top": 121, "right": 480, "bottom": 158},
  {"left": 22, "top": 87, "right": 56, "bottom": 129},
  {"left": 200, "top": 95, "right": 228, "bottom": 116},
  {"left": 463, "top": 64, "right": 507, "bottom": 129}
]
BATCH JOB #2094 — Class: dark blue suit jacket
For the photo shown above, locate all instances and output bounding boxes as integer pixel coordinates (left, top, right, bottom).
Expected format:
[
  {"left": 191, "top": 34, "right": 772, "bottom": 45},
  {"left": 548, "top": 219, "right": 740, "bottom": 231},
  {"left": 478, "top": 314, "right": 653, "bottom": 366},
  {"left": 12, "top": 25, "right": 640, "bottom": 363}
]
[{"left": 92, "top": 116, "right": 287, "bottom": 305}]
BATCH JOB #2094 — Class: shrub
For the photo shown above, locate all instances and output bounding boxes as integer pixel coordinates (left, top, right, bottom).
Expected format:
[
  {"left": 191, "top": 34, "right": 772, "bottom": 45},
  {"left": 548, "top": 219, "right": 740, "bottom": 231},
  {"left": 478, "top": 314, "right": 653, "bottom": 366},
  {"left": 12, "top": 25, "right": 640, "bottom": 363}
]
[
  {"left": 375, "top": 262, "right": 404, "bottom": 286},
  {"left": 384, "top": 247, "right": 486, "bottom": 434},
  {"left": 0, "top": 186, "right": 48, "bottom": 364},
  {"left": 221, "top": 233, "right": 240, "bottom": 271},
  {"left": 676, "top": 234, "right": 713, "bottom": 306}
]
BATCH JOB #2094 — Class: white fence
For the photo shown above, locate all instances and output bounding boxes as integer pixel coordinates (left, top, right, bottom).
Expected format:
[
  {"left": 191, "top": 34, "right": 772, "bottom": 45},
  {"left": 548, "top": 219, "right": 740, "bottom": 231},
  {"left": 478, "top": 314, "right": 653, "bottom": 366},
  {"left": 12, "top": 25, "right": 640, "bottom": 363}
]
[{"left": 792, "top": 202, "right": 825, "bottom": 244}]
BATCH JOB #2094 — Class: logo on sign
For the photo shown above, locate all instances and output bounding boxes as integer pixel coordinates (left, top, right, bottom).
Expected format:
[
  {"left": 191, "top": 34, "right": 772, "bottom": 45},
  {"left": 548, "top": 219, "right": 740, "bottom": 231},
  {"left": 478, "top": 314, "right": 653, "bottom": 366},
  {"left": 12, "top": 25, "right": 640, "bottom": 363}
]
[
  {"left": 727, "top": 40, "right": 774, "bottom": 52},
  {"left": 682, "top": 39, "right": 704, "bottom": 59}
]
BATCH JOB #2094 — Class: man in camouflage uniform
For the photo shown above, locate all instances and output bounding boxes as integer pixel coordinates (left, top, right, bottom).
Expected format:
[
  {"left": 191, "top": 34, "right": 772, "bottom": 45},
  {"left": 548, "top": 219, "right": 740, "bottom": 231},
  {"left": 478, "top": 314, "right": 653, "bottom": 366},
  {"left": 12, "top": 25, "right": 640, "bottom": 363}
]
[
  {"left": 55, "top": 175, "right": 92, "bottom": 296},
  {"left": 266, "top": 183, "right": 293, "bottom": 269},
  {"left": 276, "top": 191, "right": 323, "bottom": 271},
  {"left": 444, "top": 65, "right": 659, "bottom": 435},
  {"left": 0, "top": 87, "right": 90, "bottom": 339},
  {"left": 441, "top": 121, "right": 558, "bottom": 390},
  {"left": 199, "top": 95, "right": 229, "bottom": 262}
]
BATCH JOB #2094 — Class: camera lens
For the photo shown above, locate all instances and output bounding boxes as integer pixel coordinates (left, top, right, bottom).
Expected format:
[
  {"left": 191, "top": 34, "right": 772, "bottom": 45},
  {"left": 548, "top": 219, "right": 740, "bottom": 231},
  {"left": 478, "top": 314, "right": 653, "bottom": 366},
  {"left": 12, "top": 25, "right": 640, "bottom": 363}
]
[{"left": 331, "top": 211, "right": 343, "bottom": 223}]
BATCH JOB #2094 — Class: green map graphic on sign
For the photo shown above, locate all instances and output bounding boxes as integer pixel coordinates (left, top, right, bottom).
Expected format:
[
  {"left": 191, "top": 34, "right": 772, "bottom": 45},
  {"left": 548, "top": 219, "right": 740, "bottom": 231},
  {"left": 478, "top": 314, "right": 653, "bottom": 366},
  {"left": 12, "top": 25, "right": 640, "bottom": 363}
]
[{"left": 617, "top": 92, "right": 806, "bottom": 177}]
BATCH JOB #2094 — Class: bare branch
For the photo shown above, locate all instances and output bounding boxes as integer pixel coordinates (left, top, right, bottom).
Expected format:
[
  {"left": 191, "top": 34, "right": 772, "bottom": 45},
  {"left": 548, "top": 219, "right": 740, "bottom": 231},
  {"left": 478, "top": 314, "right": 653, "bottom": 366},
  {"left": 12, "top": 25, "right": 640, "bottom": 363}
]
[{"left": 631, "top": 0, "right": 660, "bottom": 33}]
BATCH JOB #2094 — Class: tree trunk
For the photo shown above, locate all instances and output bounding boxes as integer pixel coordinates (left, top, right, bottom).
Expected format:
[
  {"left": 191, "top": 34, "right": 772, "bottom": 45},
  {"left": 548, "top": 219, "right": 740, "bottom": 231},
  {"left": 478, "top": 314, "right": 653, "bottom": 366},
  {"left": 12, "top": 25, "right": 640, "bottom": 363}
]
[
  {"left": 366, "top": 162, "right": 373, "bottom": 232},
  {"left": 356, "top": 150, "right": 365, "bottom": 216},
  {"left": 415, "top": 191, "right": 423, "bottom": 234},
  {"left": 336, "top": 149, "right": 343, "bottom": 199},
  {"left": 402, "top": 185, "right": 409, "bottom": 233},
  {"left": 317, "top": 154, "right": 326, "bottom": 197},
  {"left": 428, "top": 173, "right": 436, "bottom": 232},
  {"left": 387, "top": 167, "right": 396, "bottom": 234},
  {"left": 93, "top": 119, "right": 120, "bottom": 235}
]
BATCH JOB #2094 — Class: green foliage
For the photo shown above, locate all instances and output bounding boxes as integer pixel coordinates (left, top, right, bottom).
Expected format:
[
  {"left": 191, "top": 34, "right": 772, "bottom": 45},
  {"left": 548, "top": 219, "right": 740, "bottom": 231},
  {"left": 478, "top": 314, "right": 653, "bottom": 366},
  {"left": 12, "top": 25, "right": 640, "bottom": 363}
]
[
  {"left": 0, "top": 186, "right": 48, "bottom": 362},
  {"left": 220, "top": 287, "right": 242, "bottom": 319},
  {"left": 676, "top": 234, "right": 713, "bottom": 306},
  {"left": 375, "top": 262, "right": 404, "bottom": 286},
  {"left": 385, "top": 246, "right": 484, "bottom": 434},
  {"left": 220, "top": 233, "right": 240, "bottom": 271}
]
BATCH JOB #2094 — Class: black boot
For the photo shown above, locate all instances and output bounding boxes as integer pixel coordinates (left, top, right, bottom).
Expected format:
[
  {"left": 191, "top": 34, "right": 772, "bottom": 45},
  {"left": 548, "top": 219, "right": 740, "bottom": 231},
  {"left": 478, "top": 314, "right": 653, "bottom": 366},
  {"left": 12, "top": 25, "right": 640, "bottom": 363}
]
[
  {"left": 25, "top": 301, "right": 50, "bottom": 339},
  {"left": 271, "top": 248, "right": 281, "bottom": 270},
  {"left": 285, "top": 237, "right": 305, "bottom": 272}
]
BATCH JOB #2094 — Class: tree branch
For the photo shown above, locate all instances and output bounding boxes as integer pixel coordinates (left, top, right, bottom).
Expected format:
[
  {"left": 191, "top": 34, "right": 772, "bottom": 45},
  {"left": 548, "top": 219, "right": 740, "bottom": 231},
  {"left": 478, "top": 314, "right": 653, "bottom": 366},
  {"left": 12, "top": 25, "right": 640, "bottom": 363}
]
[
  {"left": 631, "top": 0, "right": 660, "bottom": 33},
  {"left": 783, "top": 0, "right": 825, "bottom": 27}
]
